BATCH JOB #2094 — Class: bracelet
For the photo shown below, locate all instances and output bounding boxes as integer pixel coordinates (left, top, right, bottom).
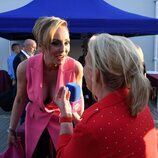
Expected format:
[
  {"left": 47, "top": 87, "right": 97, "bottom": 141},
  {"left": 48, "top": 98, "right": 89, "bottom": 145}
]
[
  {"left": 7, "top": 128, "right": 17, "bottom": 137},
  {"left": 60, "top": 117, "right": 72, "bottom": 123}
]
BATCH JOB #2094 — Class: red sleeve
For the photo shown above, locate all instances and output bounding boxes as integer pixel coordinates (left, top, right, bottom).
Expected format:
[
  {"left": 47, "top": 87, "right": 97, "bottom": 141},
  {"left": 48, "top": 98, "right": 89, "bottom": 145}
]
[{"left": 57, "top": 123, "right": 99, "bottom": 158}]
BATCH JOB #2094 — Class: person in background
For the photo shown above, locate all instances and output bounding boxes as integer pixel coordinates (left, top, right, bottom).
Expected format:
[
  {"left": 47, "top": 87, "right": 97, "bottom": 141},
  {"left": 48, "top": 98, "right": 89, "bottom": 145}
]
[
  {"left": 135, "top": 45, "right": 146, "bottom": 75},
  {"left": 135, "top": 45, "right": 157, "bottom": 100},
  {"left": 55, "top": 33, "right": 158, "bottom": 158},
  {"left": 13, "top": 39, "right": 37, "bottom": 81},
  {"left": 78, "top": 39, "right": 88, "bottom": 66},
  {"left": 12, "top": 39, "right": 37, "bottom": 125},
  {"left": 136, "top": 44, "right": 158, "bottom": 105},
  {"left": 7, "top": 43, "right": 21, "bottom": 86},
  {"left": 0, "top": 40, "right": 36, "bottom": 113},
  {"left": 78, "top": 38, "right": 95, "bottom": 109},
  {"left": 0, "top": 43, "right": 21, "bottom": 112},
  {"left": 7, "top": 16, "right": 84, "bottom": 158}
]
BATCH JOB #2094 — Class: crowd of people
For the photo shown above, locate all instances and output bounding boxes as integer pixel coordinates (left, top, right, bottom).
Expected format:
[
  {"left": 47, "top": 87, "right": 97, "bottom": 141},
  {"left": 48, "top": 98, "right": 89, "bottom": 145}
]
[{"left": 0, "top": 16, "right": 157, "bottom": 158}]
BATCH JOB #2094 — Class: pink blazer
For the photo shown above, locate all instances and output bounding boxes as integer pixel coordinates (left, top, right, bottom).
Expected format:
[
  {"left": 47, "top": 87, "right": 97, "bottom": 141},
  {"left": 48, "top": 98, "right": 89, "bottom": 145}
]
[
  {"left": 0, "top": 140, "right": 24, "bottom": 158},
  {"left": 25, "top": 53, "right": 76, "bottom": 158}
]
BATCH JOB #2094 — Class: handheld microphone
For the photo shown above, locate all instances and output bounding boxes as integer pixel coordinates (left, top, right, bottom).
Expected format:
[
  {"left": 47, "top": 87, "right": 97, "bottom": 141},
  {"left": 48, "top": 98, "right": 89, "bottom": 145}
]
[{"left": 65, "top": 82, "right": 81, "bottom": 112}]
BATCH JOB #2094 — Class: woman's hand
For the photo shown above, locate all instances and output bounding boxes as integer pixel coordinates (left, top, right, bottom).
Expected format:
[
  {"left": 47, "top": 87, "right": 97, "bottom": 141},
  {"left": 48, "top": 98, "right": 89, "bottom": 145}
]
[
  {"left": 72, "top": 112, "right": 82, "bottom": 124},
  {"left": 54, "top": 86, "right": 72, "bottom": 117},
  {"left": 7, "top": 129, "right": 19, "bottom": 147}
]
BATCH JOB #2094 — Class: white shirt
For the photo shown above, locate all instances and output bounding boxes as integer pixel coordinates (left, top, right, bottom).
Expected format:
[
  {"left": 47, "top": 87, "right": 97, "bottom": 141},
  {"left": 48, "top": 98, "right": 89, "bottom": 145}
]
[{"left": 21, "top": 50, "right": 31, "bottom": 59}]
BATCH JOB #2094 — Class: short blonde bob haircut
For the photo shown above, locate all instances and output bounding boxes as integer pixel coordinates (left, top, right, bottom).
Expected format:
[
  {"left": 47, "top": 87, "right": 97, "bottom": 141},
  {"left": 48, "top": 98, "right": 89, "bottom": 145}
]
[{"left": 33, "top": 16, "right": 68, "bottom": 51}]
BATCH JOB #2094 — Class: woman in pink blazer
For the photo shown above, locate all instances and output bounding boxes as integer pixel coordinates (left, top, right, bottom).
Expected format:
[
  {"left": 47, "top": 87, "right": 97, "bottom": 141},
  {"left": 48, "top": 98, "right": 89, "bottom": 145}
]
[
  {"left": 55, "top": 34, "right": 158, "bottom": 158},
  {"left": 7, "top": 16, "right": 84, "bottom": 158}
]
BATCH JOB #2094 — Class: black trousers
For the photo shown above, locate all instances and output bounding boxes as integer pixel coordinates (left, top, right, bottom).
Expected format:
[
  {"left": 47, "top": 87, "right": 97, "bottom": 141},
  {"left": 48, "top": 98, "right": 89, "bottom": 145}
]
[{"left": 32, "top": 129, "right": 56, "bottom": 158}]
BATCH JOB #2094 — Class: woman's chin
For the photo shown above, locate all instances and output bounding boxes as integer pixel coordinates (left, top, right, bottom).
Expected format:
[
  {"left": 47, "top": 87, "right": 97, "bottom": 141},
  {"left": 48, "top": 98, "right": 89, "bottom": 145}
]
[{"left": 58, "top": 59, "right": 65, "bottom": 65}]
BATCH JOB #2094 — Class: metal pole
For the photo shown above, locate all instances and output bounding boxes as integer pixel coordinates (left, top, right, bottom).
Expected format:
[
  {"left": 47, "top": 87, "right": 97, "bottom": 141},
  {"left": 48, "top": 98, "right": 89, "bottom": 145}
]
[{"left": 154, "top": 0, "right": 158, "bottom": 71}]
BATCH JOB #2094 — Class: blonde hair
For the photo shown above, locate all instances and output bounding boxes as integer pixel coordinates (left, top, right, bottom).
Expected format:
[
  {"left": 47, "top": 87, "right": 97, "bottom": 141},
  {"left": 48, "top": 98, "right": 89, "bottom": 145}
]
[
  {"left": 88, "top": 33, "right": 151, "bottom": 116},
  {"left": 135, "top": 45, "right": 146, "bottom": 75},
  {"left": 135, "top": 45, "right": 144, "bottom": 63},
  {"left": 33, "top": 16, "right": 68, "bottom": 51}
]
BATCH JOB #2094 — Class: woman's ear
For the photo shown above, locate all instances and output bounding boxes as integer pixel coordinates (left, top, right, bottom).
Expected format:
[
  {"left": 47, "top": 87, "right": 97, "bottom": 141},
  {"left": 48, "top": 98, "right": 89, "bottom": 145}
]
[
  {"left": 96, "top": 69, "right": 106, "bottom": 87},
  {"left": 95, "top": 68, "right": 101, "bottom": 82}
]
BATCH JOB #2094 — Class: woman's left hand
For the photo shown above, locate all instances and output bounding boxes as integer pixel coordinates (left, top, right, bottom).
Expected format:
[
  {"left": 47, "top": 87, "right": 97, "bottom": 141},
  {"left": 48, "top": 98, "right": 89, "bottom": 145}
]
[{"left": 54, "top": 86, "right": 72, "bottom": 117}]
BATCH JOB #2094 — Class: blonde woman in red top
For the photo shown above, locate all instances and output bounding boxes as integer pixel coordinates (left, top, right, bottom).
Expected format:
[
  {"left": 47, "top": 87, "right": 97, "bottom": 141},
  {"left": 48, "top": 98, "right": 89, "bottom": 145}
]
[{"left": 55, "top": 33, "right": 158, "bottom": 158}]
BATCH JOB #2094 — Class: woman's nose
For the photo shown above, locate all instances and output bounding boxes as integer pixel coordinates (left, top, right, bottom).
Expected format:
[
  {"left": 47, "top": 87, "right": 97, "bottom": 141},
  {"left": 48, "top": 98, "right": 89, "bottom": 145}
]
[{"left": 59, "top": 43, "right": 65, "bottom": 52}]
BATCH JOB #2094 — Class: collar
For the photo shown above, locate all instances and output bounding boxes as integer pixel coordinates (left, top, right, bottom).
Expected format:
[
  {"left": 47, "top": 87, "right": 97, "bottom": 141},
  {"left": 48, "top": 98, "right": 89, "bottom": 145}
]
[
  {"left": 98, "top": 88, "right": 129, "bottom": 109},
  {"left": 87, "top": 88, "right": 129, "bottom": 112},
  {"left": 81, "top": 88, "right": 129, "bottom": 122},
  {"left": 21, "top": 50, "right": 30, "bottom": 59}
]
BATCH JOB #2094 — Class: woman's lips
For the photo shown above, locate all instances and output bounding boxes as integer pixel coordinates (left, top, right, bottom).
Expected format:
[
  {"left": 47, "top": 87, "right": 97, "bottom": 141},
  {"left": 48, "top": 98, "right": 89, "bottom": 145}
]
[{"left": 56, "top": 55, "right": 65, "bottom": 61}]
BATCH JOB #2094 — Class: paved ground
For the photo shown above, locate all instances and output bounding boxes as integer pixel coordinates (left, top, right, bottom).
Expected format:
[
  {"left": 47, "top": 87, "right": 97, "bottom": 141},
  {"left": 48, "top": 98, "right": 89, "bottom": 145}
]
[
  {"left": 0, "top": 109, "right": 10, "bottom": 153},
  {"left": 0, "top": 101, "right": 158, "bottom": 153},
  {"left": 149, "top": 99, "right": 158, "bottom": 128}
]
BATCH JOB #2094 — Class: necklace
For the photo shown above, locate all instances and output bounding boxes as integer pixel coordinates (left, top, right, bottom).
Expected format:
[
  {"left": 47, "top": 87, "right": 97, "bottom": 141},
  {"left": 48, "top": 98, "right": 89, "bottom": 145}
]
[{"left": 48, "top": 63, "right": 59, "bottom": 70}]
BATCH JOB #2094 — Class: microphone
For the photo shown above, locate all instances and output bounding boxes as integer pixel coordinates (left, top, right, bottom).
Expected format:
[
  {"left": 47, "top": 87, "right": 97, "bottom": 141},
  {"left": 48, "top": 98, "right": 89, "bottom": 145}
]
[{"left": 65, "top": 82, "right": 81, "bottom": 112}]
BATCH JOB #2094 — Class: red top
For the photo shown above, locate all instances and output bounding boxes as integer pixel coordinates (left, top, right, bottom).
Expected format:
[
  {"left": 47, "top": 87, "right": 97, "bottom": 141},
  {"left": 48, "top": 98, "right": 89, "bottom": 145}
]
[{"left": 57, "top": 89, "right": 158, "bottom": 158}]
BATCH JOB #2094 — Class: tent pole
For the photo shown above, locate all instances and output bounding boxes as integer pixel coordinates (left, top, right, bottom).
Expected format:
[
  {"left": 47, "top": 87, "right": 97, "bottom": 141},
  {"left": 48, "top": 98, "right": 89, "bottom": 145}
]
[
  {"left": 154, "top": 0, "right": 158, "bottom": 71},
  {"left": 154, "top": 36, "right": 158, "bottom": 71}
]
